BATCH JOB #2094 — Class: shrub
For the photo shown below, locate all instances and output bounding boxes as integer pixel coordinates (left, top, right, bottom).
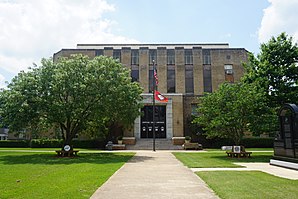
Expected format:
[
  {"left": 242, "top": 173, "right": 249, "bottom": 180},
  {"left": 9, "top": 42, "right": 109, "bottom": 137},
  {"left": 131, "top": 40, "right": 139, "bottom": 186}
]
[
  {"left": 196, "top": 135, "right": 274, "bottom": 148},
  {"left": 72, "top": 139, "right": 106, "bottom": 149},
  {"left": 0, "top": 140, "right": 30, "bottom": 147},
  {"left": 30, "top": 139, "right": 63, "bottom": 148},
  {"left": 240, "top": 137, "right": 274, "bottom": 148},
  {"left": 185, "top": 136, "right": 191, "bottom": 141}
]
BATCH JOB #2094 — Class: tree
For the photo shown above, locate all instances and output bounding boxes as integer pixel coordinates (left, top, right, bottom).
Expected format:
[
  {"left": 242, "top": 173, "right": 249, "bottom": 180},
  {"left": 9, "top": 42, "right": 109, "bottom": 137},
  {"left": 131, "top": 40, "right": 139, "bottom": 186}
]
[
  {"left": 192, "top": 82, "right": 277, "bottom": 145},
  {"left": 0, "top": 54, "right": 143, "bottom": 148},
  {"left": 243, "top": 32, "right": 298, "bottom": 108}
]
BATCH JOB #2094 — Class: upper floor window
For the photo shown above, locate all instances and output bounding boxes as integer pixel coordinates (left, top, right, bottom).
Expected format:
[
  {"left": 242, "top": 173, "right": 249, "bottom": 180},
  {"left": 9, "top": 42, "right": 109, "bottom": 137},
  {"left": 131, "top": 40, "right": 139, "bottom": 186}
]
[
  {"left": 185, "top": 65, "right": 194, "bottom": 94},
  {"left": 149, "top": 68, "right": 154, "bottom": 92},
  {"left": 149, "top": 49, "right": 157, "bottom": 65},
  {"left": 224, "top": 64, "right": 233, "bottom": 74},
  {"left": 131, "top": 65, "right": 139, "bottom": 82},
  {"left": 184, "top": 49, "right": 193, "bottom": 65},
  {"left": 203, "top": 65, "right": 212, "bottom": 93},
  {"left": 113, "top": 49, "right": 121, "bottom": 62},
  {"left": 167, "top": 65, "right": 175, "bottom": 93},
  {"left": 95, "top": 49, "right": 103, "bottom": 56},
  {"left": 203, "top": 49, "right": 211, "bottom": 65},
  {"left": 224, "top": 64, "right": 234, "bottom": 83},
  {"left": 131, "top": 50, "right": 139, "bottom": 65},
  {"left": 167, "top": 49, "right": 175, "bottom": 65}
]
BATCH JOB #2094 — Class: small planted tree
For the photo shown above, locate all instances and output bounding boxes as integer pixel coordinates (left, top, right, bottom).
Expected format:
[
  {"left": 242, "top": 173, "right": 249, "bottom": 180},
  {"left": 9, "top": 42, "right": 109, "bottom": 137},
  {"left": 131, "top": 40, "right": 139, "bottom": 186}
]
[
  {"left": 0, "top": 54, "right": 143, "bottom": 149},
  {"left": 193, "top": 82, "right": 277, "bottom": 145}
]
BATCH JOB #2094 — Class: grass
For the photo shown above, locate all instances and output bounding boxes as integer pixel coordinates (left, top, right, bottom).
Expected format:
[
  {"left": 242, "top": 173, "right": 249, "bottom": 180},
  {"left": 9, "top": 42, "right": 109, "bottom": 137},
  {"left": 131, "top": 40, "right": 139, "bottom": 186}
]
[
  {"left": 174, "top": 149, "right": 297, "bottom": 199},
  {"left": 197, "top": 171, "right": 298, "bottom": 199},
  {"left": 173, "top": 150, "right": 273, "bottom": 168},
  {"left": 0, "top": 149, "right": 134, "bottom": 199}
]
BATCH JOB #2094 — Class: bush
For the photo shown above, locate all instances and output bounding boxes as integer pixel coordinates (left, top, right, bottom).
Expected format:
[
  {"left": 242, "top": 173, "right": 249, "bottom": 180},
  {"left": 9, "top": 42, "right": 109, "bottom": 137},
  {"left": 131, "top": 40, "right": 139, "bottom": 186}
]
[
  {"left": 0, "top": 139, "right": 106, "bottom": 149},
  {"left": 196, "top": 135, "right": 274, "bottom": 148},
  {"left": 29, "top": 139, "right": 106, "bottom": 149},
  {"left": 0, "top": 140, "right": 30, "bottom": 147},
  {"left": 71, "top": 139, "right": 104, "bottom": 149},
  {"left": 240, "top": 137, "right": 274, "bottom": 148},
  {"left": 30, "top": 139, "right": 63, "bottom": 148}
]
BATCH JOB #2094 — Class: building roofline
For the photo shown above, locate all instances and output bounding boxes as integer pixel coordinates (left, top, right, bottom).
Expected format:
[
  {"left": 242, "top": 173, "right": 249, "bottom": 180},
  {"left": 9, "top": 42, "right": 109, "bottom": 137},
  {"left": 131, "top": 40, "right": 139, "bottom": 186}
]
[{"left": 76, "top": 43, "right": 230, "bottom": 49}]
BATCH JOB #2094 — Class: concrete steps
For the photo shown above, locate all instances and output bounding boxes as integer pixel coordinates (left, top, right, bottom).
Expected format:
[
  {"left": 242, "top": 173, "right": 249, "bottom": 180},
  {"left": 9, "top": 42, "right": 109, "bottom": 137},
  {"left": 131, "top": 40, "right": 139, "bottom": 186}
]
[{"left": 126, "top": 138, "right": 183, "bottom": 150}]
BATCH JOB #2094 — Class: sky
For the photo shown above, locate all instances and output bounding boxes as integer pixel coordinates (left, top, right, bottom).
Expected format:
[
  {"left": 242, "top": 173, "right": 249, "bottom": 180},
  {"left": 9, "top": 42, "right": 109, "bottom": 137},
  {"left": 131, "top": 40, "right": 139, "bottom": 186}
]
[{"left": 1, "top": 0, "right": 298, "bottom": 89}]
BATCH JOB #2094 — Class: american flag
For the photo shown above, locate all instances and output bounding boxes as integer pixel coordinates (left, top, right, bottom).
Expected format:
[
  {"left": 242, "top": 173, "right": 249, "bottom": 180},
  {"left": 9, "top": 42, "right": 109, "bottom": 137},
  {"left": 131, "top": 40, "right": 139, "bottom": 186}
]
[{"left": 154, "top": 67, "right": 158, "bottom": 85}]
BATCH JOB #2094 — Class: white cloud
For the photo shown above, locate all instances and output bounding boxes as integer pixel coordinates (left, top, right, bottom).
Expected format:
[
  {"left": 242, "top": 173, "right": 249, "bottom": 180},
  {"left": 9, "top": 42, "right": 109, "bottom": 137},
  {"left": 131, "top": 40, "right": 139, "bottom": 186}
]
[
  {"left": 0, "top": 0, "right": 138, "bottom": 88},
  {"left": 0, "top": 73, "right": 5, "bottom": 89},
  {"left": 258, "top": 0, "right": 298, "bottom": 43}
]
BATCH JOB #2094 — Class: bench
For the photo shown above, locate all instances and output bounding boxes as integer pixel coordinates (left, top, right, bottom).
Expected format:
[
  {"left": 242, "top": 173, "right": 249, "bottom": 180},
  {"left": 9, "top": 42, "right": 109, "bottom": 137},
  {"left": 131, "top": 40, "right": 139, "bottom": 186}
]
[
  {"left": 226, "top": 146, "right": 252, "bottom": 158},
  {"left": 183, "top": 143, "right": 203, "bottom": 150},
  {"left": 55, "top": 150, "right": 79, "bottom": 157},
  {"left": 226, "top": 151, "right": 252, "bottom": 158},
  {"left": 105, "top": 144, "right": 126, "bottom": 150}
]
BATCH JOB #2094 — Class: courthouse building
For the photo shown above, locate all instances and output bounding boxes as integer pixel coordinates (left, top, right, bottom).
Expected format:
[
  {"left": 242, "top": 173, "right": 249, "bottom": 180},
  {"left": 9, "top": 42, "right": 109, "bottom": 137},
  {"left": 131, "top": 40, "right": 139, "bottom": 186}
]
[{"left": 54, "top": 43, "right": 248, "bottom": 146}]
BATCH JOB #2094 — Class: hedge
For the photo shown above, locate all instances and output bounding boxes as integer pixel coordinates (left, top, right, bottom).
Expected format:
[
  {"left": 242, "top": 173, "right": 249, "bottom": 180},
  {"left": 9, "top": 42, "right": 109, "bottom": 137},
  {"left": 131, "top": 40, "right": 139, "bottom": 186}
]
[
  {"left": 0, "top": 140, "right": 30, "bottom": 147},
  {"left": 0, "top": 139, "right": 106, "bottom": 149},
  {"left": 0, "top": 137, "right": 274, "bottom": 149},
  {"left": 196, "top": 136, "right": 274, "bottom": 148},
  {"left": 29, "top": 139, "right": 63, "bottom": 148}
]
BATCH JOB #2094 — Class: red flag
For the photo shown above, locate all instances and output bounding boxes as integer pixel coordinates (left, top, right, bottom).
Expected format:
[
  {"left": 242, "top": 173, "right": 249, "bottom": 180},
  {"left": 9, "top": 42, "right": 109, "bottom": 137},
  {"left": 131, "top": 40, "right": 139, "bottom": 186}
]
[
  {"left": 155, "top": 90, "right": 168, "bottom": 102},
  {"left": 154, "top": 68, "right": 158, "bottom": 85}
]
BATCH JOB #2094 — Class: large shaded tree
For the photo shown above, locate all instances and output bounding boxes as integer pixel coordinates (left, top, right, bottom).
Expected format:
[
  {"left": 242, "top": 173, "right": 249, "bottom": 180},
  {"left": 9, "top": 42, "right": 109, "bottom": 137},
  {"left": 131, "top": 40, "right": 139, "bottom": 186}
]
[
  {"left": 193, "top": 82, "right": 276, "bottom": 145},
  {"left": 0, "top": 54, "right": 143, "bottom": 148},
  {"left": 243, "top": 32, "right": 298, "bottom": 108}
]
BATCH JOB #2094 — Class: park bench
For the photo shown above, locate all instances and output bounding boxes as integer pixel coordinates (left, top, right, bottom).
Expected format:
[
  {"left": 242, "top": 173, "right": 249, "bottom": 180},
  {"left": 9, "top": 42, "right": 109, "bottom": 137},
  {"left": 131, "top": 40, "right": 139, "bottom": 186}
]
[
  {"left": 105, "top": 143, "right": 126, "bottom": 150},
  {"left": 183, "top": 143, "right": 203, "bottom": 150},
  {"left": 55, "top": 150, "right": 79, "bottom": 157},
  {"left": 226, "top": 146, "right": 252, "bottom": 158}
]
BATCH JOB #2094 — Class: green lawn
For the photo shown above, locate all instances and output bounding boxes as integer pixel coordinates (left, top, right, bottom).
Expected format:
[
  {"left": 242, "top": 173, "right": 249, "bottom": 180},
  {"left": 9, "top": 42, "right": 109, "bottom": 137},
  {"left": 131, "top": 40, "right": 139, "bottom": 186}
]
[
  {"left": 174, "top": 149, "right": 298, "bottom": 199},
  {"left": 0, "top": 149, "right": 134, "bottom": 199},
  {"left": 197, "top": 171, "right": 298, "bottom": 199},
  {"left": 173, "top": 150, "right": 273, "bottom": 168}
]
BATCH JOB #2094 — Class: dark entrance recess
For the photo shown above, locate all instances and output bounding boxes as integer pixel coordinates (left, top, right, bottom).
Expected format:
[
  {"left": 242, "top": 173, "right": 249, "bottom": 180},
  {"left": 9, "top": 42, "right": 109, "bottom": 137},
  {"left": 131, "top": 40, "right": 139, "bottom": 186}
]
[{"left": 141, "top": 105, "right": 166, "bottom": 138}]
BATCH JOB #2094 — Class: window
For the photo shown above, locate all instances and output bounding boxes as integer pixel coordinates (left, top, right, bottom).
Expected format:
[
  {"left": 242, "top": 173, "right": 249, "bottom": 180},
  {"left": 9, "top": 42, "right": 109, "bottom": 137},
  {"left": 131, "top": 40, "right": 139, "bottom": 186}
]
[
  {"left": 113, "top": 49, "right": 121, "bottom": 61},
  {"left": 167, "top": 49, "right": 175, "bottom": 65},
  {"left": 167, "top": 65, "right": 175, "bottom": 93},
  {"left": 131, "top": 50, "right": 139, "bottom": 65},
  {"left": 224, "top": 64, "right": 234, "bottom": 83},
  {"left": 203, "top": 50, "right": 211, "bottom": 65},
  {"left": 149, "top": 49, "right": 157, "bottom": 65},
  {"left": 184, "top": 49, "right": 193, "bottom": 65},
  {"left": 185, "top": 65, "right": 194, "bottom": 94},
  {"left": 95, "top": 49, "right": 103, "bottom": 56},
  {"left": 131, "top": 65, "right": 139, "bottom": 82},
  {"left": 203, "top": 65, "right": 212, "bottom": 92},
  {"left": 149, "top": 68, "right": 154, "bottom": 92},
  {"left": 191, "top": 104, "right": 198, "bottom": 116}
]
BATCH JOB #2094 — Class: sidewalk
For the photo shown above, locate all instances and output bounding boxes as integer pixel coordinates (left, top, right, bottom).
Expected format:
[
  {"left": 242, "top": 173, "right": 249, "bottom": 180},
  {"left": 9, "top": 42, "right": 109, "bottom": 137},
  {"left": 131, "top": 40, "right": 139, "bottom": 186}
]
[
  {"left": 90, "top": 151, "right": 219, "bottom": 199},
  {"left": 191, "top": 163, "right": 298, "bottom": 180}
]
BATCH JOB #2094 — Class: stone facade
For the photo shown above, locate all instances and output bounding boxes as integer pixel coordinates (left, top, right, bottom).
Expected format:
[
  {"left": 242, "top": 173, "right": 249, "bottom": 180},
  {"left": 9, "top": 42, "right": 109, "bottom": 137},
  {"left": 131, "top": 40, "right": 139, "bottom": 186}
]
[{"left": 54, "top": 44, "right": 248, "bottom": 145}]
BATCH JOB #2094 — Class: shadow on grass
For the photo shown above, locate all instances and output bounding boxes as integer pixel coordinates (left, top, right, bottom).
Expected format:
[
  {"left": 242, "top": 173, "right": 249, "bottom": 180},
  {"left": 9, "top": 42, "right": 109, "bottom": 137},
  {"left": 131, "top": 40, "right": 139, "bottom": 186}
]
[{"left": 0, "top": 152, "right": 134, "bottom": 165}]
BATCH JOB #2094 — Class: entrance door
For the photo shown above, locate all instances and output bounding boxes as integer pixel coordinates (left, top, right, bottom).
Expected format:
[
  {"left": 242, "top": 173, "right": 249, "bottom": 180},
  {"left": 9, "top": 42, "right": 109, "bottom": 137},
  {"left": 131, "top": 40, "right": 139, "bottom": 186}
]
[{"left": 141, "top": 105, "right": 166, "bottom": 138}]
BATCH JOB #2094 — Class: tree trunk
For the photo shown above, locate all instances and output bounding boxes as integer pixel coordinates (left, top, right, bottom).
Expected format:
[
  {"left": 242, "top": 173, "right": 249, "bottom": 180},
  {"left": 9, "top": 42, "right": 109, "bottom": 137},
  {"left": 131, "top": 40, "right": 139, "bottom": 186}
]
[{"left": 62, "top": 128, "right": 73, "bottom": 150}]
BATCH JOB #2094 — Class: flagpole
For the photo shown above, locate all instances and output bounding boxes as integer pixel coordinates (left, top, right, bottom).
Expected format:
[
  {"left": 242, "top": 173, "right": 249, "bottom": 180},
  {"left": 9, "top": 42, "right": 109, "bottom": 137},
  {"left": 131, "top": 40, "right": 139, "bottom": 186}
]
[{"left": 152, "top": 60, "right": 156, "bottom": 152}]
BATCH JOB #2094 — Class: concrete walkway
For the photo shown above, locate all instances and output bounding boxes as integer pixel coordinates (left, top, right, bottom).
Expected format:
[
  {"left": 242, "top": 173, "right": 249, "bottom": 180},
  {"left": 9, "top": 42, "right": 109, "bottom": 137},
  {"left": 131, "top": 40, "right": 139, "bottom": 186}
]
[
  {"left": 90, "top": 151, "right": 219, "bottom": 199},
  {"left": 191, "top": 163, "right": 298, "bottom": 180}
]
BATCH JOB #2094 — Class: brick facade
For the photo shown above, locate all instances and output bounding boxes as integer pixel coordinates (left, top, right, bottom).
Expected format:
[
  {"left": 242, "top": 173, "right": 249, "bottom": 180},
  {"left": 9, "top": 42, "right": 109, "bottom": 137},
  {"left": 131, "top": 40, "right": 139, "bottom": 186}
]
[{"left": 54, "top": 44, "right": 248, "bottom": 144}]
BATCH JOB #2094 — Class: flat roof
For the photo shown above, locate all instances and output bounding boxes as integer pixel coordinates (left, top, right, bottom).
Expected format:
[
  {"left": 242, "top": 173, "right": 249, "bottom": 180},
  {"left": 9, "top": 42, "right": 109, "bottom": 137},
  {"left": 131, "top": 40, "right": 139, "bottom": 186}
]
[{"left": 76, "top": 43, "right": 230, "bottom": 49}]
